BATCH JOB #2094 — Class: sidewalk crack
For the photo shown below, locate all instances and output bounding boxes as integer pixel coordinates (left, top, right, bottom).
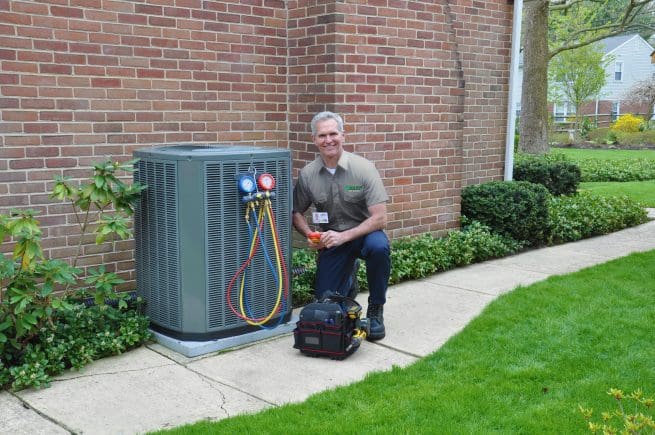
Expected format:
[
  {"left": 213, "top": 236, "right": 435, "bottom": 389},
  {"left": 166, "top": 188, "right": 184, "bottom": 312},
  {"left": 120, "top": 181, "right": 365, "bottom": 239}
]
[
  {"left": 47, "top": 363, "right": 175, "bottom": 383},
  {"left": 8, "top": 391, "right": 76, "bottom": 434},
  {"left": 193, "top": 371, "right": 229, "bottom": 419}
]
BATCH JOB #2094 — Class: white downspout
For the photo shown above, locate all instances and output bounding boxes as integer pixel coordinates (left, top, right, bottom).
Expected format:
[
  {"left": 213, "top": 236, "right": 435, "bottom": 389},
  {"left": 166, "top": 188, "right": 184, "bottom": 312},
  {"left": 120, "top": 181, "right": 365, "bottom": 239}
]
[{"left": 504, "top": 0, "right": 523, "bottom": 181}]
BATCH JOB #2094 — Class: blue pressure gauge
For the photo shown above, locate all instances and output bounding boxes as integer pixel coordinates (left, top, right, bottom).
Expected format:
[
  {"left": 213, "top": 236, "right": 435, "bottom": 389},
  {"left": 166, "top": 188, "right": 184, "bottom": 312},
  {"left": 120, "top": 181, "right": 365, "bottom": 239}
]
[{"left": 237, "top": 174, "right": 257, "bottom": 193}]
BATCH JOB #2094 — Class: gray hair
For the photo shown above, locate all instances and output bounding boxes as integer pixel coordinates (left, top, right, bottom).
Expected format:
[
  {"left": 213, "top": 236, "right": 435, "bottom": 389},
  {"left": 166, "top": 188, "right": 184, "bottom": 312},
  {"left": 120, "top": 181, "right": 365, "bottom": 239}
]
[{"left": 311, "top": 111, "right": 344, "bottom": 135}]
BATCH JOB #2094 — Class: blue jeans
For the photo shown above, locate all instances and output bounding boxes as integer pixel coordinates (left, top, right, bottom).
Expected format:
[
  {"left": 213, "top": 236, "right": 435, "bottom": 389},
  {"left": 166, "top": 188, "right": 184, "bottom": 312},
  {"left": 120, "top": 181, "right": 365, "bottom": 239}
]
[{"left": 315, "top": 230, "right": 390, "bottom": 305}]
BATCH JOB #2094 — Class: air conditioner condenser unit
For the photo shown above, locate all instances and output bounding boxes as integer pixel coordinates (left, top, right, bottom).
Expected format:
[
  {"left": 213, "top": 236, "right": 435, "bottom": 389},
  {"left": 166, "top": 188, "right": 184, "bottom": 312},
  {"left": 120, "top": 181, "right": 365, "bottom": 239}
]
[{"left": 133, "top": 144, "right": 292, "bottom": 342}]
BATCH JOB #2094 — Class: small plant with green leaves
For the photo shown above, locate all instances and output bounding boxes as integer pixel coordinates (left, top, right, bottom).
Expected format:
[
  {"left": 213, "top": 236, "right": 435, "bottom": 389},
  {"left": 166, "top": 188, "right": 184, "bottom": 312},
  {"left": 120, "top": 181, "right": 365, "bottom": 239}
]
[
  {"left": 50, "top": 159, "right": 145, "bottom": 271},
  {"left": 0, "top": 210, "right": 79, "bottom": 355},
  {"left": 291, "top": 249, "right": 318, "bottom": 306},
  {"left": 1, "top": 159, "right": 150, "bottom": 390},
  {"left": 580, "top": 116, "right": 596, "bottom": 139},
  {"left": 579, "top": 388, "right": 655, "bottom": 434},
  {"left": 83, "top": 266, "right": 131, "bottom": 309}
]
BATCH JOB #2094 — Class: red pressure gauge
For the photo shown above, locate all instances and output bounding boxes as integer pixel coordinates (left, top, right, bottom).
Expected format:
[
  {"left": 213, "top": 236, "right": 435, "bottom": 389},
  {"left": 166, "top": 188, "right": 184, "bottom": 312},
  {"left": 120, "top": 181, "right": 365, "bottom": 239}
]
[{"left": 257, "top": 173, "right": 276, "bottom": 191}]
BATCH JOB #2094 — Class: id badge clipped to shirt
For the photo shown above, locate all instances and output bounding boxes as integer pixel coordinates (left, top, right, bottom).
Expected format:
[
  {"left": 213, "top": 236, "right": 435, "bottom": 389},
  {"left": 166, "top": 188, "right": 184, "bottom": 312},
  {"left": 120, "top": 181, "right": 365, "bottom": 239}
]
[{"left": 312, "top": 212, "right": 329, "bottom": 224}]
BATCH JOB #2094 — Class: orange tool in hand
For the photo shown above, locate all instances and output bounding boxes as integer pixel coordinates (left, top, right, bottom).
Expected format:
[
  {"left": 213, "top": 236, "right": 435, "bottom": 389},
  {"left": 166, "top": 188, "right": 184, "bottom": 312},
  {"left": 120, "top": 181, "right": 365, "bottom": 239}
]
[{"left": 308, "top": 231, "right": 322, "bottom": 243}]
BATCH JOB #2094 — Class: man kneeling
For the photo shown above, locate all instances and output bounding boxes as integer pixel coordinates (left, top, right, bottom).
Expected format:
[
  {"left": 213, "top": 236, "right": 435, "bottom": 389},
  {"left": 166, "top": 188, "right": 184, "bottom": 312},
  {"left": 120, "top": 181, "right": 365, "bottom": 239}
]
[{"left": 292, "top": 111, "right": 391, "bottom": 341}]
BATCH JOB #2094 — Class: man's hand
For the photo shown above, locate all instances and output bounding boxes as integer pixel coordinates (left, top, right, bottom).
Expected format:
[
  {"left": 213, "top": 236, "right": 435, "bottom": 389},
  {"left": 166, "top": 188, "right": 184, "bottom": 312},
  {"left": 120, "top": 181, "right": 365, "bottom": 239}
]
[
  {"left": 320, "top": 230, "right": 347, "bottom": 249},
  {"left": 307, "top": 231, "right": 324, "bottom": 249}
]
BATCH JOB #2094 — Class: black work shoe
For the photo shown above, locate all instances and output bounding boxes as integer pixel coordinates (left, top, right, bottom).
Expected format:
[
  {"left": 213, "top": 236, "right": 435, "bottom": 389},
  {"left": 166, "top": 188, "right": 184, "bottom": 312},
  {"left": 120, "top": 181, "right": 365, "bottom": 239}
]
[{"left": 366, "top": 303, "right": 385, "bottom": 341}]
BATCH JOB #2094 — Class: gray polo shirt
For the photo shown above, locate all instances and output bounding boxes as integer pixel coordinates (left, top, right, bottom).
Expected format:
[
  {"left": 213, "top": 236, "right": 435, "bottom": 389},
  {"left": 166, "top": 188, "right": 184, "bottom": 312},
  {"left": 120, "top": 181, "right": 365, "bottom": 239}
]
[{"left": 293, "top": 151, "right": 389, "bottom": 232}]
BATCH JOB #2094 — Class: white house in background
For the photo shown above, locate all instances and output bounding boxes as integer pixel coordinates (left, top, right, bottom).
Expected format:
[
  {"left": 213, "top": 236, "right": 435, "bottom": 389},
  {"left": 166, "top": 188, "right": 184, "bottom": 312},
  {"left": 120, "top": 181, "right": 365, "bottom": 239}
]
[{"left": 514, "top": 34, "right": 655, "bottom": 126}]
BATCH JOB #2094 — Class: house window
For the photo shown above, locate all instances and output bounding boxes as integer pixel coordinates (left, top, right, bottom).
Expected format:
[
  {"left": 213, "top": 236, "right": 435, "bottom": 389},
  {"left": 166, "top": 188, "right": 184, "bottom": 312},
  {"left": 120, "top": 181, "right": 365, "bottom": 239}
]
[
  {"left": 614, "top": 62, "right": 623, "bottom": 81},
  {"left": 554, "top": 102, "right": 575, "bottom": 122},
  {"left": 611, "top": 101, "right": 620, "bottom": 121}
]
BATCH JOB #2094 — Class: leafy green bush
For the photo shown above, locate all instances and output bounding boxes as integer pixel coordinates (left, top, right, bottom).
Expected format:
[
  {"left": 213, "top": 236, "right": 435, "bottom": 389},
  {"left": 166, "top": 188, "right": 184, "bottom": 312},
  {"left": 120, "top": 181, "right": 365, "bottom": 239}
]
[
  {"left": 291, "top": 249, "right": 317, "bottom": 306},
  {"left": 461, "top": 181, "right": 551, "bottom": 247},
  {"left": 587, "top": 126, "right": 655, "bottom": 146},
  {"left": 389, "top": 233, "right": 444, "bottom": 284},
  {"left": 586, "top": 127, "right": 611, "bottom": 143},
  {"left": 514, "top": 153, "right": 581, "bottom": 196},
  {"left": 575, "top": 158, "right": 655, "bottom": 182},
  {"left": 4, "top": 301, "right": 151, "bottom": 391},
  {"left": 548, "top": 192, "right": 648, "bottom": 244},
  {"left": 614, "top": 130, "right": 655, "bottom": 146},
  {"left": 440, "top": 221, "right": 523, "bottom": 268},
  {"left": 1, "top": 160, "right": 150, "bottom": 391},
  {"left": 386, "top": 221, "right": 521, "bottom": 286}
]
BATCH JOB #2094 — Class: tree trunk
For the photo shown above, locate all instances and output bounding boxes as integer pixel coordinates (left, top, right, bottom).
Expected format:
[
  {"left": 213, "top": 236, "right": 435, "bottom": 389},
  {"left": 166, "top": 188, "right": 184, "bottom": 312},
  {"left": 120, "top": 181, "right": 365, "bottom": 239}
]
[{"left": 519, "top": 0, "right": 550, "bottom": 155}]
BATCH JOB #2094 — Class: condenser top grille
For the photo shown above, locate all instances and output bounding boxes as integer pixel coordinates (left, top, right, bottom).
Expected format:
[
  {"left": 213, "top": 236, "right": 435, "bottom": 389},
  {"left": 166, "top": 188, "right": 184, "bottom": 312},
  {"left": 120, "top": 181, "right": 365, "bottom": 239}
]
[{"left": 134, "top": 144, "right": 284, "bottom": 161}]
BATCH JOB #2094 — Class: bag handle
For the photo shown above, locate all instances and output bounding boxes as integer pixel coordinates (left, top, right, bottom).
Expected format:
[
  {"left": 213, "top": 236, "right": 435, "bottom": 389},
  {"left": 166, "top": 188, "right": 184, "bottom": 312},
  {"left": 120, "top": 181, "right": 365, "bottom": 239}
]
[{"left": 321, "top": 293, "right": 362, "bottom": 314}]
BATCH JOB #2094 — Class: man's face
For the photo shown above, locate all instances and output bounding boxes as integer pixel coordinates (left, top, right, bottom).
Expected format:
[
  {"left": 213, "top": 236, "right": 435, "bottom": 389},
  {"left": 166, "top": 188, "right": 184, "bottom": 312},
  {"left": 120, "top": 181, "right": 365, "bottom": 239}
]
[{"left": 313, "top": 118, "right": 344, "bottom": 161}]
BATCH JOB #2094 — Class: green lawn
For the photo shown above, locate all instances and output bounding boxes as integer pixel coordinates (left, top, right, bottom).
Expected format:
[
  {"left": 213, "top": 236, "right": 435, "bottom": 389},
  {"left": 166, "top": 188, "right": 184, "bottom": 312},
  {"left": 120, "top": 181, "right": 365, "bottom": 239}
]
[
  {"left": 552, "top": 147, "right": 655, "bottom": 206},
  {"left": 580, "top": 180, "right": 655, "bottom": 207},
  {"left": 554, "top": 147, "right": 655, "bottom": 161},
  {"left": 157, "top": 250, "right": 655, "bottom": 434}
]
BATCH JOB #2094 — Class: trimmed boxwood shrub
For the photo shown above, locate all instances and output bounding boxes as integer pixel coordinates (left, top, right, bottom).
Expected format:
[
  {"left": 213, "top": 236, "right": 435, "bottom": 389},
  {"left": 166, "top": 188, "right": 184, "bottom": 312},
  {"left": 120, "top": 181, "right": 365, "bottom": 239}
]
[
  {"left": 461, "top": 181, "right": 551, "bottom": 247},
  {"left": 514, "top": 153, "right": 581, "bottom": 196},
  {"left": 548, "top": 192, "right": 649, "bottom": 244},
  {"left": 575, "top": 158, "right": 655, "bottom": 182},
  {"left": 376, "top": 221, "right": 522, "bottom": 287}
]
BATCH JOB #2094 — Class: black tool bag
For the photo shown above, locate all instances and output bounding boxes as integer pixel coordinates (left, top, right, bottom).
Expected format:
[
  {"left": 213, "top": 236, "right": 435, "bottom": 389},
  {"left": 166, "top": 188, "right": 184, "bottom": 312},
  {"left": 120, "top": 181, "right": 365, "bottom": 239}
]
[{"left": 293, "top": 294, "right": 365, "bottom": 360}]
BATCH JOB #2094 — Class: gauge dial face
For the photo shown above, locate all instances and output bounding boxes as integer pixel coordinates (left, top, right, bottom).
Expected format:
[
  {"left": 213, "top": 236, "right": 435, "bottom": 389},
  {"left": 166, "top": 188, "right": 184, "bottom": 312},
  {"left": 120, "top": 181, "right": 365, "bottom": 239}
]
[
  {"left": 257, "top": 173, "right": 276, "bottom": 191},
  {"left": 238, "top": 175, "right": 257, "bottom": 193}
]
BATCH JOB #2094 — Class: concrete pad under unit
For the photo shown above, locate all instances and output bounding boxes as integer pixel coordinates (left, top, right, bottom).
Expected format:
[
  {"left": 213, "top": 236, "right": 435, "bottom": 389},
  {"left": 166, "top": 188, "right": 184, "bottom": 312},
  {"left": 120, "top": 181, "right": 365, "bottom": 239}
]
[
  {"left": 150, "top": 316, "right": 298, "bottom": 358},
  {"left": 16, "top": 346, "right": 269, "bottom": 434},
  {"left": 188, "top": 334, "right": 417, "bottom": 405}
]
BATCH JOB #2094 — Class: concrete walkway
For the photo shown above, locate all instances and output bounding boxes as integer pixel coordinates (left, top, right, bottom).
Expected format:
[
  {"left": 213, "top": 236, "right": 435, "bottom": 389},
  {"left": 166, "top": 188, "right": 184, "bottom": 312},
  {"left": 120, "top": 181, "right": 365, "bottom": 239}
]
[{"left": 2, "top": 213, "right": 655, "bottom": 434}]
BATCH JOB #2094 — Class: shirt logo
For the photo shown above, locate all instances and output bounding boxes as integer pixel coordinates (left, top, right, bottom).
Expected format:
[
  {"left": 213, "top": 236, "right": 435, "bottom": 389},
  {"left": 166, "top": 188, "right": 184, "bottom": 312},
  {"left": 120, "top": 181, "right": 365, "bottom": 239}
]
[{"left": 344, "top": 185, "right": 363, "bottom": 191}]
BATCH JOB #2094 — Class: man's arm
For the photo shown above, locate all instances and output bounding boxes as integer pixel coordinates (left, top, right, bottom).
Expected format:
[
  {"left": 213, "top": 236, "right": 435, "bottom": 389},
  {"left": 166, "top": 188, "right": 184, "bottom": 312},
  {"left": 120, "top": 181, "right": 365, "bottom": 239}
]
[
  {"left": 292, "top": 211, "right": 313, "bottom": 239},
  {"left": 320, "top": 202, "right": 387, "bottom": 249}
]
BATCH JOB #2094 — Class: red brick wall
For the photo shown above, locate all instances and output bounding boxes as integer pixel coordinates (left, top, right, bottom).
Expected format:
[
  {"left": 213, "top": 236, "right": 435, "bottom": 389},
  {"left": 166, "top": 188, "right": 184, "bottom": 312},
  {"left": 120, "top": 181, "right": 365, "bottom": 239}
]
[
  {"left": 0, "top": 0, "right": 289, "bottom": 284},
  {"left": 287, "top": 0, "right": 513, "bottom": 238},
  {"left": 1, "top": 0, "right": 513, "bottom": 284},
  {"left": 449, "top": 0, "right": 512, "bottom": 187}
]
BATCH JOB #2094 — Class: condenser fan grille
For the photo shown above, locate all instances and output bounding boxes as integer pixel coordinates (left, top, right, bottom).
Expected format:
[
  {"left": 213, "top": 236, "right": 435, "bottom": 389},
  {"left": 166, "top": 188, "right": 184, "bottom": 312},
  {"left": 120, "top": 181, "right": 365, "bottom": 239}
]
[{"left": 134, "top": 160, "right": 181, "bottom": 328}]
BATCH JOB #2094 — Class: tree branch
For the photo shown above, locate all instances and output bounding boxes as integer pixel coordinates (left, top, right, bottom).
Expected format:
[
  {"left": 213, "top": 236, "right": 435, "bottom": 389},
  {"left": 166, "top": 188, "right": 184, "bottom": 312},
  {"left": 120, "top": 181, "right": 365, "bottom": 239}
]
[{"left": 548, "top": 0, "right": 655, "bottom": 59}]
